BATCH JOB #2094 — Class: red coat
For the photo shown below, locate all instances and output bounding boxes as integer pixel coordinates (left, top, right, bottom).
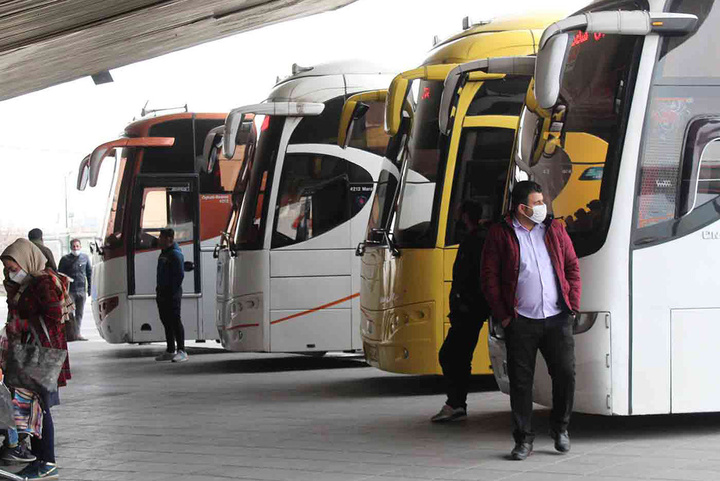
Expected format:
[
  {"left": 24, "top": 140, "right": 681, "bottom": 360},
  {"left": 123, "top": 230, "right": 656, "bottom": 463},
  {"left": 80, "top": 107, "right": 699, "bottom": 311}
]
[
  {"left": 481, "top": 215, "right": 582, "bottom": 321},
  {"left": 5, "top": 270, "right": 71, "bottom": 387}
]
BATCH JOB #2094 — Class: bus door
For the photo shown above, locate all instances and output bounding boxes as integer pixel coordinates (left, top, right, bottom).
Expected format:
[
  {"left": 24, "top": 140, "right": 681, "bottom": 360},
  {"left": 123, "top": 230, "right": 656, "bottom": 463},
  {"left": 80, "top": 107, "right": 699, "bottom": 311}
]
[
  {"left": 128, "top": 174, "right": 201, "bottom": 342},
  {"left": 442, "top": 76, "right": 530, "bottom": 372},
  {"left": 268, "top": 146, "right": 374, "bottom": 352}
]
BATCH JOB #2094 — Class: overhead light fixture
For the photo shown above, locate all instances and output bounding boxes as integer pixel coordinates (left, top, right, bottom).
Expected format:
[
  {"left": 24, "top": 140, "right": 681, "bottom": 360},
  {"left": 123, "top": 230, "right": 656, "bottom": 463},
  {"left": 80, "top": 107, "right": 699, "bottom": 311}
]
[{"left": 91, "top": 70, "right": 114, "bottom": 85}]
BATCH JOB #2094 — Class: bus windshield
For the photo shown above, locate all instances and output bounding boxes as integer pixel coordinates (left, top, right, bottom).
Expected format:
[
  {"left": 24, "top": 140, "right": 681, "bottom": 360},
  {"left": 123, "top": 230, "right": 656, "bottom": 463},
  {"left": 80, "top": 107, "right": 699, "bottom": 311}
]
[
  {"left": 392, "top": 79, "right": 447, "bottom": 248},
  {"left": 364, "top": 87, "right": 415, "bottom": 242},
  {"left": 232, "top": 115, "right": 285, "bottom": 250},
  {"left": 513, "top": 29, "right": 641, "bottom": 257},
  {"left": 103, "top": 147, "right": 134, "bottom": 249}
]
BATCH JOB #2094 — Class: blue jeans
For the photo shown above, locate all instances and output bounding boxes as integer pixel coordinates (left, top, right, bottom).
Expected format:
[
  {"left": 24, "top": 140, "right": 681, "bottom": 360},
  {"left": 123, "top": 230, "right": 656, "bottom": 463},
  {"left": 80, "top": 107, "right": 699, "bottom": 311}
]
[{"left": 6, "top": 427, "right": 18, "bottom": 446}]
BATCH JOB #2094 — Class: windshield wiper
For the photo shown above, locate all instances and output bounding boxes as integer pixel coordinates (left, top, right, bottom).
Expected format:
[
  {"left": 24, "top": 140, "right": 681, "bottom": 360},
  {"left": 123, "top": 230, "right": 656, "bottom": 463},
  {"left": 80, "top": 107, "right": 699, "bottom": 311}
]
[{"left": 355, "top": 228, "right": 401, "bottom": 258}]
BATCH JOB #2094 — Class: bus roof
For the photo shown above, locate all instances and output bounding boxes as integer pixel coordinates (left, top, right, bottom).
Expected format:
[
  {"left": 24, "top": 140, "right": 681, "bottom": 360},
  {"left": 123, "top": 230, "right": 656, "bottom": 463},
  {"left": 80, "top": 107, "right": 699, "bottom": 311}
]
[
  {"left": 422, "top": 11, "right": 572, "bottom": 66},
  {"left": 274, "top": 59, "right": 397, "bottom": 85},
  {"left": 124, "top": 112, "right": 226, "bottom": 137},
  {"left": 266, "top": 60, "right": 396, "bottom": 104}
]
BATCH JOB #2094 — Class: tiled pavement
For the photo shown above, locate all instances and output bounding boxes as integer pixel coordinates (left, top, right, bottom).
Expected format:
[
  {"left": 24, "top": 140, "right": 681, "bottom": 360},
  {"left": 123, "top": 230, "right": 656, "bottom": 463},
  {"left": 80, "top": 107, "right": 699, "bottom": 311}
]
[{"left": 2, "top": 299, "right": 720, "bottom": 480}]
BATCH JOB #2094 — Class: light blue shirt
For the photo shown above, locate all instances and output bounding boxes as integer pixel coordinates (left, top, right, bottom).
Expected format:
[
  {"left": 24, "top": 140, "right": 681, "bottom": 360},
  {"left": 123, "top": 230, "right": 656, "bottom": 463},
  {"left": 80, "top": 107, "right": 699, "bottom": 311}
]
[{"left": 512, "top": 217, "right": 562, "bottom": 319}]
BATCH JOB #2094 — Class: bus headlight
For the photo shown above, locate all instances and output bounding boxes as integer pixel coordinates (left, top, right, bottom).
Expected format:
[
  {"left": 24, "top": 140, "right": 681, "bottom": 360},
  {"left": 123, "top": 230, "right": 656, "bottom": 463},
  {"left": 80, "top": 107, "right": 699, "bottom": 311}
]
[{"left": 573, "top": 312, "right": 599, "bottom": 334}]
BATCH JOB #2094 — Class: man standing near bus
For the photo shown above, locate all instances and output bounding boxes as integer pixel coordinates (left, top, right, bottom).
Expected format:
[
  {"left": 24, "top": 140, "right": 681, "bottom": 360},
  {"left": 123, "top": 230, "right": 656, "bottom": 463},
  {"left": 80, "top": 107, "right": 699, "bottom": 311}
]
[
  {"left": 431, "top": 200, "right": 490, "bottom": 422},
  {"left": 28, "top": 228, "right": 57, "bottom": 271},
  {"left": 155, "top": 229, "right": 188, "bottom": 363},
  {"left": 481, "top": 181, "right": 581, "bottom": 461},
  {"left": 58, "top": 238, "right": 92, "bottom": 341}
]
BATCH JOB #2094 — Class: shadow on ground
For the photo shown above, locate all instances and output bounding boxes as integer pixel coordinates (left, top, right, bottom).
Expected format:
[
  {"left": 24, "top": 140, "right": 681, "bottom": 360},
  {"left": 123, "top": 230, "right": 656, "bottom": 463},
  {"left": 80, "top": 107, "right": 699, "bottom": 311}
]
[
  {"left": 94, "top": 344, "right": 226, "bottom": 359},
  {"left": 292, "top": 374, "right": 500, "bottom": 398},
  {"left": 166, "top": 353, "right": 370, "bottom": 375}
]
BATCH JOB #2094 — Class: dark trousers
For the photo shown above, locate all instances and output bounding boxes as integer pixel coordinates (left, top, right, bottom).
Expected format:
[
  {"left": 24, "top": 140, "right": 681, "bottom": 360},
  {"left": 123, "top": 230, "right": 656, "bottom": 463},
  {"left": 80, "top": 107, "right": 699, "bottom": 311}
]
[
  {"left": 156, "top": 297, "right": 185, "bottom": 352},
  {"left": 505, "top": 312, "right": 575, "bottom": 444},
  {"left": 70, "top": 291, "right": 86, "bottom": 339},
  {"left": 438, "top": 316, "right": 484, "bottom": 410},
  {"left": 30, "top": 402, "right": 55, "bottom": 463}
]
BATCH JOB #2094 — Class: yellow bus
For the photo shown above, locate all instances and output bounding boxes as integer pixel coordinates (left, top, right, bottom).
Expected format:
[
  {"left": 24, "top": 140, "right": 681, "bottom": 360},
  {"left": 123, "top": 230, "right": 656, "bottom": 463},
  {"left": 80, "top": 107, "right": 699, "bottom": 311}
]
[{"left": 338, "top": 13, "right": 567, "bottom": 374}]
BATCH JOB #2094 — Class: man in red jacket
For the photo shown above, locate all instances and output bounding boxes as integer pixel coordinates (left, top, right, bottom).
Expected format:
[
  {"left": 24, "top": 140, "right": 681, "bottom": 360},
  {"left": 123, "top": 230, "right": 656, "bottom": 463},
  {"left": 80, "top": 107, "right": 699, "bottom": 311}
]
[{"left": 481, "top": 180, "right": 581, "bottom": 461}]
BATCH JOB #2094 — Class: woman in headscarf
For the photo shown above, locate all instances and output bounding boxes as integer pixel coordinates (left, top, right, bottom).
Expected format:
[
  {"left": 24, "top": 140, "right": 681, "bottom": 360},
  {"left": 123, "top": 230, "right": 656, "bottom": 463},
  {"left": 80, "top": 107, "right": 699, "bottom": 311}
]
[{"left": 1, "top": 238, "right": 71, "bottom": 480}]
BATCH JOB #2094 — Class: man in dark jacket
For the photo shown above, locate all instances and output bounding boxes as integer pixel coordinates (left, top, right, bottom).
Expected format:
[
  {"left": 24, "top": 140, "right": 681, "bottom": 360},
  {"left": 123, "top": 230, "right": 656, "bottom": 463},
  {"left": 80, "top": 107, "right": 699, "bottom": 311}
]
[
  {"left": 58, "top": 238, "right": 92, "bottom": 341},
  {"left": 28, "top": 228, "right": 57, "bottom": 271},
  {"left": 155, "top": 229, "right": 188, "bottom": 363},
  {"left": 431, "top": 200, "right": 491, "bottom": 423},
  {"left": 481, "top": 181, "right": 581, "bottom": 461}
]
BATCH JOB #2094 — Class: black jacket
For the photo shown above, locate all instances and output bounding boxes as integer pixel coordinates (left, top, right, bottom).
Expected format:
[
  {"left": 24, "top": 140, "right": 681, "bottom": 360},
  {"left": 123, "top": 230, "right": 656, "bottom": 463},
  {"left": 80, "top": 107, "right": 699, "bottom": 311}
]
[
  {"left": 156, "top": 242, "right": 184, "bottom": 300},
  {"left": 58, "top": 252, "right": 92, "bottom": 294},
  {"left": 449, "top": 227, "right": 490, "bottom": 322},
  {"left": 32, "top": 240, "right": 57, "bottom": 272}
]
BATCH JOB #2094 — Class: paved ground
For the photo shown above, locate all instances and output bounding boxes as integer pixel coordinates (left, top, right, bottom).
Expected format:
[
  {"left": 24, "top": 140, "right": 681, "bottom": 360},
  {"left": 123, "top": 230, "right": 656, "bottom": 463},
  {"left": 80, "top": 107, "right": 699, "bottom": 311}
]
[{"left": 2, "top": 299, "right": 720, "bottom": 480}]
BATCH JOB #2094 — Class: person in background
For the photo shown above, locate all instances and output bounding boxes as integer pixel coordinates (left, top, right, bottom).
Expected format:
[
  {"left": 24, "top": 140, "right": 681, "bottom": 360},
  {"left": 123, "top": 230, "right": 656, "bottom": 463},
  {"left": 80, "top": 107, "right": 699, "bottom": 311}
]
[
  {"left": 155, "top": 229, "right": 188, "bottom": 363},
  {"left": 27, "top": 229, "right": 57, "bottom": 272},
  {"left": 431, "top": 200, "right": 491, "bottom": 423},
  {"left": 58, "top": 239, "right": 91, "bottom": 342},
  {"left": 481, "top": 180, "right": 581, "bottom": 461},
  {"left": 2, "top": 238, "right": 71, "bottom": 479}
]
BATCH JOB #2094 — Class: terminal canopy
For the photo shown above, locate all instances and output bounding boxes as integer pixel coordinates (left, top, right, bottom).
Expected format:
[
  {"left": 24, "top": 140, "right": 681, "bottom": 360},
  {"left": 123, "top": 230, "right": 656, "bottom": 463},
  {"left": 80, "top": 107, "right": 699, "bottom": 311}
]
[{"left": 0, "top": 0, "right": 356, "bottom": 101}]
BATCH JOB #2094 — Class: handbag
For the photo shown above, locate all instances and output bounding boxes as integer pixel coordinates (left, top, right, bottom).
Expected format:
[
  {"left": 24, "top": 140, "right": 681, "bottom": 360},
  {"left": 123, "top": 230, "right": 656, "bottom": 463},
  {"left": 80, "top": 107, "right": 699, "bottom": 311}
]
[{"left": 5, "top": 318, "right": 67, "bottom": 396}]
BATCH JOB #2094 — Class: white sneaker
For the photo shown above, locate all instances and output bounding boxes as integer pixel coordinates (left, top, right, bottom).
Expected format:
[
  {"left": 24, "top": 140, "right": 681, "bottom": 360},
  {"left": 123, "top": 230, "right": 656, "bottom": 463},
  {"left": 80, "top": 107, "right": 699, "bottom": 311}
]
[
  {"left": 431, "top": 404, "right": 467, "bottom": 423},
  {"left": 155, "top": 351, "right": 175, "bottom": 362},
  {"left": 172, "top": 350, "right": 189, "bottom": 363}
]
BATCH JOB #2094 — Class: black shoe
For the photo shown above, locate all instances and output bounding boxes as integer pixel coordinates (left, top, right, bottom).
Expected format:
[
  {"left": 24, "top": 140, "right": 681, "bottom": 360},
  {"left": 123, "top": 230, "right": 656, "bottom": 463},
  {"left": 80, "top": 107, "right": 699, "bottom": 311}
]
[
  {"left": 550, "top": 430, "right": 571, "bottom": 453},
  {"left": 1, "top": 443, "right": 36, "bottom": 463},
  {"left": 510, "top": 442, "right": 533, "bottom": 460}
]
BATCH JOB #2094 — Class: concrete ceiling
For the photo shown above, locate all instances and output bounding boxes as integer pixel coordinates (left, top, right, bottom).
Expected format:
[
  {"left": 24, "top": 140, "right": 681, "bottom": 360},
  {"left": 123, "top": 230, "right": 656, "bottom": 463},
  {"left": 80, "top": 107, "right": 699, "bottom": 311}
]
[{"left": 0, "top": 0, "right": 357, "bottom": 101}]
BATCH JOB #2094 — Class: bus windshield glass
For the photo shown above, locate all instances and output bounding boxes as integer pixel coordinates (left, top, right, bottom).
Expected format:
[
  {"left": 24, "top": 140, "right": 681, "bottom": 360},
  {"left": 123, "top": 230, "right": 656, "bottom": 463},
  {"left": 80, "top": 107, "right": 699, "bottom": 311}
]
[
  {"left": 103, "top": 148, "right": 134, "bottom": 250},
  {"left": 514, "top": 29, "right": 641, "bottom": 257},
  {"left": 364, "top": 87, "right": 415, "bottom": 242},
  {"left": 393, "top": 79, "right": 447, "bottom": 247},
  {"left": 232, "top": 115, "right": 284, "bottom": 250}
]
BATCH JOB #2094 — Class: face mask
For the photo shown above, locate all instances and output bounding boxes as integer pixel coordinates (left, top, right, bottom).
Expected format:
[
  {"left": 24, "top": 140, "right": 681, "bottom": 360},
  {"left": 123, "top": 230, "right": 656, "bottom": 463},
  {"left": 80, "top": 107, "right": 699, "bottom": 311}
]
[
  {"left": 8, "top": 269, "right": 27, "bottom": 284},
  {"left": 522, "top": 203, "right": 547, "bottom": 224},
  {"left": 71, "top": 249, "right": 80, "bottom": 256}
]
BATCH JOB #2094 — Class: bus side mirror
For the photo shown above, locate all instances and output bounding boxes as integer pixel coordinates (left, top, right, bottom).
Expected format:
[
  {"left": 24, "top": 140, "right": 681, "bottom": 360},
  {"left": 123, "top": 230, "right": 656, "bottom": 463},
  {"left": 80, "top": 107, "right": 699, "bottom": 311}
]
[
  {"left": 534, "top": 33, "right": 570, "bottom": 110},
  {"left": 77, "top": 155, "right": 90, "bottom": 191},
  {"left": 385, "top": 76, "right": 410, "bottom": 136}
]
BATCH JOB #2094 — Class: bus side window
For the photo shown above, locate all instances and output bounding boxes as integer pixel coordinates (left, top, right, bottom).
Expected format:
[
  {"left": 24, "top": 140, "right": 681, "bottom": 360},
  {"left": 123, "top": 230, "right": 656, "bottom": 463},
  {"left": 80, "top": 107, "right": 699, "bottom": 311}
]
[
  {"left": 347, "top": 100, "right": 391, "bottom": 157},
  {"left": 136, "top": 186, "right": 195, "bottom": 249},
  {"left": 678, "top": 119, "right": 720, "bottom": 217},
  {"left": 272, "top": 154, "right": 354, "bottom": 248}
]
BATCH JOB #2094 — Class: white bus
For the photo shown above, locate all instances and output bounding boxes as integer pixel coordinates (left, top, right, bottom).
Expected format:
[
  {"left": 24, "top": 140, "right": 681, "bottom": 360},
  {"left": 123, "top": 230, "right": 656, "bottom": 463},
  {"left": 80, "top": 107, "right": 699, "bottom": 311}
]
[
  {"left": 215, "top": 61, "right": 398, "bottom": 353},
  {"left": 77, "top": 112, "right": 254, "bottom": 344},
  {"left": 488, "top": 0, "right": 717, "bottom": 415}
]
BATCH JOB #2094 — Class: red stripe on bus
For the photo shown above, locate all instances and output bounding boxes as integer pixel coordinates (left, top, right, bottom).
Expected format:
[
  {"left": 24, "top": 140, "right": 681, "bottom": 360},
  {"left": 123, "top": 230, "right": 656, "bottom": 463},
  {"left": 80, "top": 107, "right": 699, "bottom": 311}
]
[{"left": 270, "top": 293, "right": 360, "bottom": 325}]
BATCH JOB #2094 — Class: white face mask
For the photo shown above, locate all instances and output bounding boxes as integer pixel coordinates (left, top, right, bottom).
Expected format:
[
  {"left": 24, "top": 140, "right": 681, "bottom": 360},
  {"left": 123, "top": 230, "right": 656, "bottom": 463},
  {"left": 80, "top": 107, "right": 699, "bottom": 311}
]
[
  {"left": 8, "top": 269, "right": 28, "bottom": 284},
  {"left": 522, "top": 203, "right": 547, "bottom": 224},
  {"left": 71, "top": 249, "right": 81, "bottom": 256}
]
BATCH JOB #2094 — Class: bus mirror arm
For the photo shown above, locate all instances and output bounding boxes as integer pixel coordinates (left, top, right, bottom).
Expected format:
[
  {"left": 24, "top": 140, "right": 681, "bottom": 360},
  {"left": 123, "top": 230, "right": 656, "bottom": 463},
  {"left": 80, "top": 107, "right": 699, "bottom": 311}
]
[
  {"left": 92, "top": 241, "right": 104, "bottom": 257},
  {"left": 355, "top": 242, "right": 366, "bottom": 257},
  {"left": 212, "top": 244, "right": 220, "bottom": 259},
  {"left": 386, "top": 232, "right": 401, "bottom": 258}
]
